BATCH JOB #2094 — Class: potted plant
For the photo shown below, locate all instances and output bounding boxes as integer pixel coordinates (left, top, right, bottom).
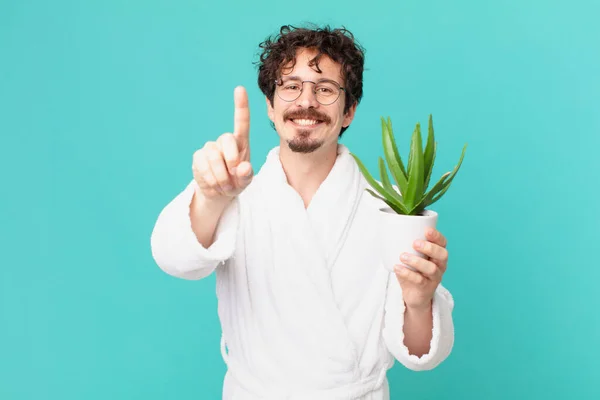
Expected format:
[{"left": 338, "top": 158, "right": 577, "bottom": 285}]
[{"left": 350, "top": 115, "right": 467, "bottom": 272}]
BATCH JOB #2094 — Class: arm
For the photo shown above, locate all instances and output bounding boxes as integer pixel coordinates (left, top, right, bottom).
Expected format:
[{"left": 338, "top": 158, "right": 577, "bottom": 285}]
[
  {"left": 382, "top": 280, "right": 455, "bottom": 371},
  {"left": 150, "top": 86, "right": 251, "bottom": 280},
  {"left": 403, "top": 300, "right": 433, "bottom": 357},
  {"left": 150, "top": 180, "right": 238, "bottom": 280},
  {"left": 190, "top": 184, "right": 234, "bottom": 248}
]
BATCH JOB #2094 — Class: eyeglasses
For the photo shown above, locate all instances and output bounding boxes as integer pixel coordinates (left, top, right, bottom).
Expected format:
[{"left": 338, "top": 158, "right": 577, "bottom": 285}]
[{"left": 274, "top": 78, "right": 345, "bottom": 105}]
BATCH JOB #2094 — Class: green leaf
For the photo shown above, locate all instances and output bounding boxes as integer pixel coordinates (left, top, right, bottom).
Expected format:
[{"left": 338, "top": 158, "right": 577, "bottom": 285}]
[
  {"left": 408, "top": 202, "right": 426, "bottom": 216},
  {"left": 382, "top": 117, "right": 408, "bottom": 195},
  {"left": 413, "top": 171, "right": 451, "bottom": 211},
  {"left": 366, "top": 189, "right": 409, "bottom": 215},
  {"left": 351, "top": 153, "right": 408, "bottom": 213},
  {"left": 378, "top": 157, "right": 403, "bottom": 204},
  {"left": 423, "top": 114, "right": 436, "bottom": 190},
  {"left": 407, "top": 135, "right": 413, "bottom": 176},
  {"left": 404, "top": 123, "right": 425, "bottom": 210},
  {"left": 424, "top": 142, "right": 437, "bottom": 192},
  {"left": 429, "top": 143, "right": 468, "bottom": 206},
  {"left": 386, "top": 117, "right": 408, "bottom": 179},
  {"left": 378, "top": 157, "right": 392, "bottom": 191}
]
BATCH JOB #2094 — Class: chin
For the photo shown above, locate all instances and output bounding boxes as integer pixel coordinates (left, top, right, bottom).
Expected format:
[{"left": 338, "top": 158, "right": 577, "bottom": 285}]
[{"left": 287, "top": 133, "right": 323, "bottom": 153}]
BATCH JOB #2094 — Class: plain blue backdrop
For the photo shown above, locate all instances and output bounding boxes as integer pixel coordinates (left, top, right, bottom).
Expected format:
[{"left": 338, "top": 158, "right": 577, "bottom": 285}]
[{"left": 1, "top": 0, "right": 599, "bottom": 399}]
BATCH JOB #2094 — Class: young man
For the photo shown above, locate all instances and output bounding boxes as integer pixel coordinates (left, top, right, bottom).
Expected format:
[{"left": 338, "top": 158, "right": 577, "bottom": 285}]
[{"left": 151, "top": 25, "right": 454, "bottom": 399}]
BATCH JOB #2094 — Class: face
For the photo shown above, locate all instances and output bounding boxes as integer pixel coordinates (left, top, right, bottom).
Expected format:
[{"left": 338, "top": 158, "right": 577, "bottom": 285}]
[{"left": 266, "top": 48, "right": 356, "bottom": 154}]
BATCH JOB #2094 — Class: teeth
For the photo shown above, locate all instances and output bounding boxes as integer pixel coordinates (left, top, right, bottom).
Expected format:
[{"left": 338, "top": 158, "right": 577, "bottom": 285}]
[{"left": 293, "top": 119, "right": 319, "bottom": 126}]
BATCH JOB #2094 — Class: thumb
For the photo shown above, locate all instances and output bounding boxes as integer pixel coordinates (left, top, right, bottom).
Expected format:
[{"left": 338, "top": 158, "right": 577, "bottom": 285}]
[{"left": 235, "top": 161, "right": 254, "bottom": 187}]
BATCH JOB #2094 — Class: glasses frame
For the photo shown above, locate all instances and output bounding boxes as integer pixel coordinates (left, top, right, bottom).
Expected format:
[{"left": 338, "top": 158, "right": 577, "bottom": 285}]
[{"left": 274, "top": 78, "right": 346, "bottom": 106}]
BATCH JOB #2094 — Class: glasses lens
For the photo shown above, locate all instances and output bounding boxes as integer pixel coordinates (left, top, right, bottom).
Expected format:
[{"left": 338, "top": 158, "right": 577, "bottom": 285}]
[
  {"left": 314, "top": 81, "right": 340, "bottom": 105},
  {"left": 277, "top": 81, "right": 302, "bottom": 102}
]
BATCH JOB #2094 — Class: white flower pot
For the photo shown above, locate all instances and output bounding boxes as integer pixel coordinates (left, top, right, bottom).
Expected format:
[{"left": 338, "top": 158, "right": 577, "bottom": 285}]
[{"left": 378, "top": 207, "right": 438, "bottom": 272}]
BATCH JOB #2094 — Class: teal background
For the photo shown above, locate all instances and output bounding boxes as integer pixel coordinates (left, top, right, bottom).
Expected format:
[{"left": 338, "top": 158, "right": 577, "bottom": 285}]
[{"left": 1, "top": 0, "right": 599, "bottom": 398}]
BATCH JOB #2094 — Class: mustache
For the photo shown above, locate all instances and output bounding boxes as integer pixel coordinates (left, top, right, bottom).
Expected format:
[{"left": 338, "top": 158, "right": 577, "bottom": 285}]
[{"left": 284, "top": 109, "right": 331, "bottom": 124}]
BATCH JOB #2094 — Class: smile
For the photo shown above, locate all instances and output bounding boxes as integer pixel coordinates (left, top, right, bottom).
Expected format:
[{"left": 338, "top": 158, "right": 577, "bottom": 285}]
[{"left": 289, "top": 119, "right": 324, "bottom": 128}]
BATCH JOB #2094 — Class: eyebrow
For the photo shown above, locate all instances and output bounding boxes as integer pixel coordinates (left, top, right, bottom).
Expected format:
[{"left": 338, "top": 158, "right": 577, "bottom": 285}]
[{"left": 282, "top": 76, "right": 339, "bottom": 84}]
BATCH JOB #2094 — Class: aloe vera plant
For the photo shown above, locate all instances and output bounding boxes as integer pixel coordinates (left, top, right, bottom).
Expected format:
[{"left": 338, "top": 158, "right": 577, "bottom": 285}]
[{"left": 351, "top": 115, "right": 467, "bottom": 216}]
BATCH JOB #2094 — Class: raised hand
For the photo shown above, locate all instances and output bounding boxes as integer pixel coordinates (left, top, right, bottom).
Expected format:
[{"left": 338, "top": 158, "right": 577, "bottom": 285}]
[{"left": 192, "top": 86, "right": 254, "bottom": 202}]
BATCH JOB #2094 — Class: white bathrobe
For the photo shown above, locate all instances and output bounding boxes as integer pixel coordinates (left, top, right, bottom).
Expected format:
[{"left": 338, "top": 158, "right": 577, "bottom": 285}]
[{"left": 150, "top": 144, "right": 455, "bottom": 399}]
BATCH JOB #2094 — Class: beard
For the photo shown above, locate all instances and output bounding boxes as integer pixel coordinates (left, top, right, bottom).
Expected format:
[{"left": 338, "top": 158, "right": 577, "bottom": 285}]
[
  {"left": 283, "top": 108, "right": 330, "bottom": 153},
  {"left": 287, "top": 130, "right": 323, "bottom": 153}
]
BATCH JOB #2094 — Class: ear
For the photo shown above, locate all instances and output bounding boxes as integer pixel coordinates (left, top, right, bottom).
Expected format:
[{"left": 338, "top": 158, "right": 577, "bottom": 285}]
[
  {"left": 266, "top": 97, "right": 275, "bottom": 122},
  {"left": 342, "top": 102, "right": 357, "bottom": 127}
]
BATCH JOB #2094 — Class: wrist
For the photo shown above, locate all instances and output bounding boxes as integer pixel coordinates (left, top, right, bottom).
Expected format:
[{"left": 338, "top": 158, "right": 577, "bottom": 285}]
[
  {"left": 404, "top": 299, "right": 432, "bottom": 315},
  {"left": 192, "top": 185, "right": 232, "bottom": 211}
]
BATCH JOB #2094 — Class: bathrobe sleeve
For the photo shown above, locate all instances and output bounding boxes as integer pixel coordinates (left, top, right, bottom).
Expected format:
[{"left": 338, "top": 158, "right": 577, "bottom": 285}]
[
  {"left": 382, "top": 274, "right": 455, "bottom": 371},
  {"left": 150, "top": 179, "right": 238, "bottom": 280}
]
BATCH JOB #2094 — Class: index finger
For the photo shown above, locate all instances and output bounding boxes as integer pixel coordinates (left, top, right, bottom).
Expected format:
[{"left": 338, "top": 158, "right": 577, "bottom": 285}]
[{"left": 233, "top": 86, "right": 250, "bottom": 141}]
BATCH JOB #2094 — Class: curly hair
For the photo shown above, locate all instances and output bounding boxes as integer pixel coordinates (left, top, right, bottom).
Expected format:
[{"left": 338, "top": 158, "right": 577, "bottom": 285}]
[{"left": 255, "top": 24, "right": 366, "bottom": 136}]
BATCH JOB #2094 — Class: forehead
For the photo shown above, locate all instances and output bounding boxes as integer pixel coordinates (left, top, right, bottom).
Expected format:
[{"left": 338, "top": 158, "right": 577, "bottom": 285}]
[{"left": 280, "top": 48, "right": 343, "bottom": 82}]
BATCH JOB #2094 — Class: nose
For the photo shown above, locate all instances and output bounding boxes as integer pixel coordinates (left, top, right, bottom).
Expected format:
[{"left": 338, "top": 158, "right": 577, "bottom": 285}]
[{"left": 294, "top": 83, "right": 320, "bottom": 109}]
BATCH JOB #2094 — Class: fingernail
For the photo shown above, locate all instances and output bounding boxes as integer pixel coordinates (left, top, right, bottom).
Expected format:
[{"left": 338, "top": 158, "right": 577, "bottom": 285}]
[
  {"left": 414, "top": 240, "right": 423, "bottom": 249},
  {"left": 401, "top": 253, "right": 410, "bottom": 262}
]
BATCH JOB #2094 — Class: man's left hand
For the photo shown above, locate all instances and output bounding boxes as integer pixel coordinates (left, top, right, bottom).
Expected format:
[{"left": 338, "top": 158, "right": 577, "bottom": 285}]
[{"left": 394, "top": 227, "right": 448, "bottom": 311}]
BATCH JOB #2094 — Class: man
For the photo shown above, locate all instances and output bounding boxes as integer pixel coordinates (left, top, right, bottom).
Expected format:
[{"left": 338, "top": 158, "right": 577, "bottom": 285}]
[{"left": 151, "top": 25, "right": 454, "bottom": 399}]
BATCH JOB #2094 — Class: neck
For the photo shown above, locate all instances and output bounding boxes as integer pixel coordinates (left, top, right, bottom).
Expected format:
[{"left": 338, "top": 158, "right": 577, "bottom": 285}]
[{"left": 278, "top": 142, "right": 339, "bottom": 208}]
